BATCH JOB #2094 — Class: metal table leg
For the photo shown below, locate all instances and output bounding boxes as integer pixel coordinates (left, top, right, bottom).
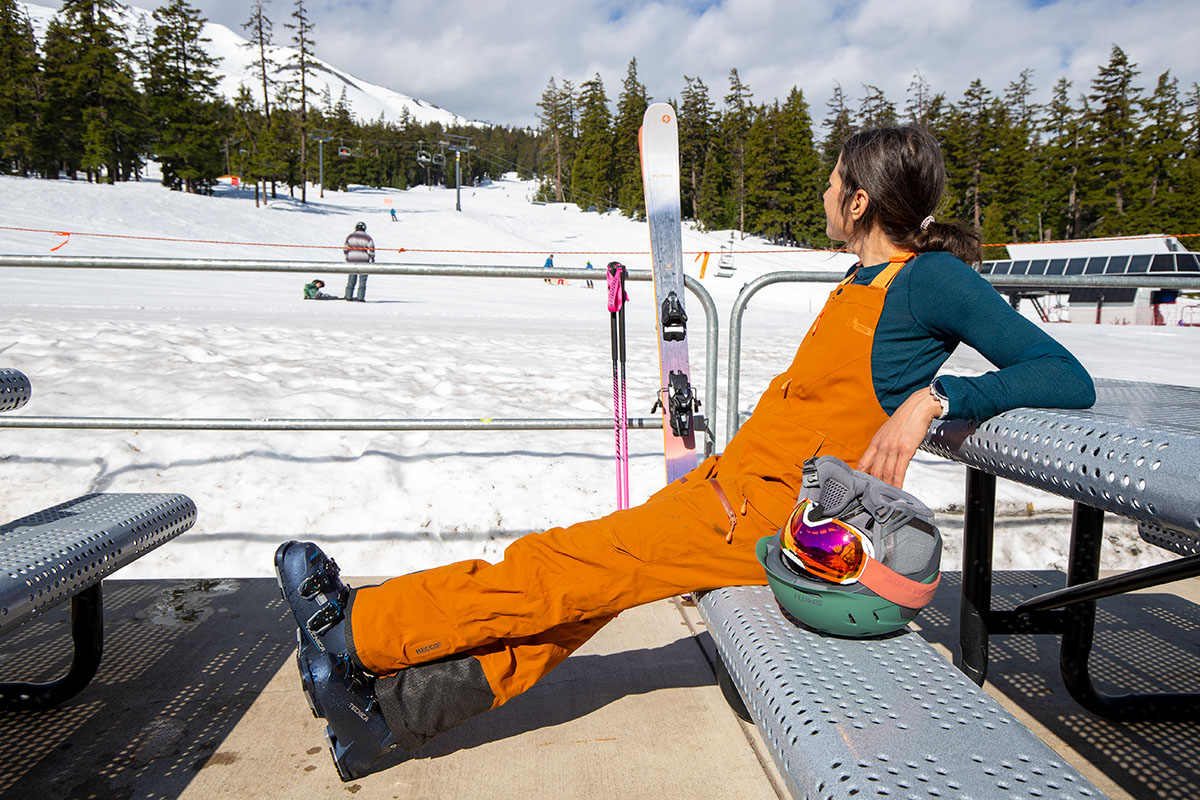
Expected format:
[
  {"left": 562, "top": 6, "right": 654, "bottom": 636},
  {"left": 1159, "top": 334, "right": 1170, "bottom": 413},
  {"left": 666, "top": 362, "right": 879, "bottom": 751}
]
[
  {"left": 0, "top": 583, "right": 104, "bottom": 710},
  {"left": 957, "top": 467, "right": 996, "bottom": 685}
]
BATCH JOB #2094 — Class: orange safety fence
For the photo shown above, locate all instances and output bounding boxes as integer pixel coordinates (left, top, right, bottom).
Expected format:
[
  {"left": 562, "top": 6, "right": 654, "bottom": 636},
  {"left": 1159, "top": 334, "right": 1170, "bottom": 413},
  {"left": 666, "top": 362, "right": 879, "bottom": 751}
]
[{"left": 1, "top": 223, "right": 1197, "bottom": 257}]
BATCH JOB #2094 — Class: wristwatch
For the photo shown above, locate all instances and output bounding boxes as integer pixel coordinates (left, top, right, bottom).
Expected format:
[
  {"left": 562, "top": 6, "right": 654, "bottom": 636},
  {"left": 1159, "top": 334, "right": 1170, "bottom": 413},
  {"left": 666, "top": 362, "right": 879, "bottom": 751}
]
[{"left": 929, "top": 378, "right": 950, "bottom": 419}]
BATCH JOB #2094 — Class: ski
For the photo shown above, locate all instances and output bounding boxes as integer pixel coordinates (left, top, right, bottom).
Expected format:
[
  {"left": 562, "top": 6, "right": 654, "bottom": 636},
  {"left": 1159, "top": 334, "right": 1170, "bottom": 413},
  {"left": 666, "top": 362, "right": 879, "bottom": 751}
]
[{"left": 640, "top": 102, "right": 699, "bottom": 484}]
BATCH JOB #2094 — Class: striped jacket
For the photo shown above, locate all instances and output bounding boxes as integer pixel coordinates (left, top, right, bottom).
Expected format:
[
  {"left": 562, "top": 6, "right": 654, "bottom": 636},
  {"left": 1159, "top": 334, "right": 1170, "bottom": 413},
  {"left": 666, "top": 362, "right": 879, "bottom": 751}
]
[{"left": 343, "top": 231, "right": 375, "bottom": 263}]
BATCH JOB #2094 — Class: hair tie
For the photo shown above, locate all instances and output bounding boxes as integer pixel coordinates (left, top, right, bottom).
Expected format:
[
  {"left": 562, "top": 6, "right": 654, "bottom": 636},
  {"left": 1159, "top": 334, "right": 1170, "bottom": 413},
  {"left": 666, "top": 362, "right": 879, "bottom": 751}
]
[{"left": 920, "top": 215, "right": 935, "bottom": 232}]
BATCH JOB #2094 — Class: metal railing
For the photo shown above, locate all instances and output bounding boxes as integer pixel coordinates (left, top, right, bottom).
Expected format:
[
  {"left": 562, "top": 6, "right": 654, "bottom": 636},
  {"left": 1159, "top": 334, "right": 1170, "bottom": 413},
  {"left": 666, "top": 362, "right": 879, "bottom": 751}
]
[
  {"left": 724, "top": 271, "right": 1200, "bottom": 447},
  {"left": 0, "top": 256, "right": 719, "bottom": 457}
]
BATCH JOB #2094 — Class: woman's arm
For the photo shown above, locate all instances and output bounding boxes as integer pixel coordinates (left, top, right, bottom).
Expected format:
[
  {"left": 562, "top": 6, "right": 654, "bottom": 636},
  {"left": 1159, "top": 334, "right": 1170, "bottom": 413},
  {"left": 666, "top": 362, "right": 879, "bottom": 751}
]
[
  {"left": 860, "top": 254, "right": 1095, "bottom": 487},
  {"left": 917, "top": 256, "right": 1095, "bottom": 420}
]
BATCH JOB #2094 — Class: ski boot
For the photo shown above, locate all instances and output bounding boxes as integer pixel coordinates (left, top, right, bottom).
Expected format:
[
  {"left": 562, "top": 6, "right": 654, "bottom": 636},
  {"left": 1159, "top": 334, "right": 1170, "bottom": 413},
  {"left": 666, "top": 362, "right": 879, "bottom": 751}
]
[
  {"left": 275, "top": 540, "right": 352, "bottom": 658},
  {"left": 294, "top": 633, "right": 401, "bottom": 780},
  {"left": 276, "top": 541, "right": 401, "bottom": 780}
]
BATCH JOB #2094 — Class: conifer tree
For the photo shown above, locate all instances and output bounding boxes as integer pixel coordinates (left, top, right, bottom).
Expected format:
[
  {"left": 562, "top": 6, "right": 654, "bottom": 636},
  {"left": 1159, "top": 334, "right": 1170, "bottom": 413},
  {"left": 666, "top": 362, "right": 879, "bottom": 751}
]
[
  {"left": 696, "top": 137, "right": 730, "bottom": 230},
  {"left": 858, "top": 84, "right": 896, "bottom": 129},
  {"left": 613, "top": 58, "right": 648, "bottom": 216},
  {"left": 778, "top": 87, "right": 825, "bottom": 247},
  {"left": 941, "top": 79, "right": 998, "bottom": 231},
  {"left": 1041, "top": 78, "right": 1088, "bottom": 239},
  {"left": 243, "top": 0, "right": 277, "bottom": 198},
  {"left": 570, "top": 73, "right": 613, "bottom": 211},
  {"left": 286, "top": 0, "right": 317, "bottom": 202},
  {"left": 146, "top": 0, "right": 223, "bottom": 193},
  {"left": 744, "top": 102, "right": 783, "bottom": 240},
  {"left": 536, "top": 77, "right": 575, "bottom": 202},
  {"left": 679, "top": 75, "right": 715, "bottom": 220},
  {"left": 243, "top": 1, "right": 276, "bottom": 121},
  {"left": 1132, "top": 71, "right": 1187, "bottom": 234},
  {"left": 42, "top": 0, "right": 145, "bottom": 183},
  {"left": 230, "top": 83, "right": 266, "bottom": 205},
  {"left": 723, "top": 68, "right": 753, "bottom": 236},
  {"left": 984, "top": 70, "right": 1040, "bottom": 250},
  {"left": 820, "top": 83, "right": 853, "bottom": 169},
  {"left": 1085, "top": 45, "right": 1142, "bottom": 236},
  {"left": 905, "top": 70, "right": 944, "bottom": 128},
  {"left": 1179, "top": 82, "right": 1200, "bottom": 241},
  {"left": 0, "top": 0, "right": 40, "bottom": 175}
]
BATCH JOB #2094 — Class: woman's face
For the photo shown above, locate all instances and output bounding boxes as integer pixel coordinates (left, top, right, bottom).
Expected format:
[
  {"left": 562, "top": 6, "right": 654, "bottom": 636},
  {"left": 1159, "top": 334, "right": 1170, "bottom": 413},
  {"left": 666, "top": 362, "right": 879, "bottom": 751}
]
[{"left": 823, "top": 156, "right": 851, "bottom": 242}]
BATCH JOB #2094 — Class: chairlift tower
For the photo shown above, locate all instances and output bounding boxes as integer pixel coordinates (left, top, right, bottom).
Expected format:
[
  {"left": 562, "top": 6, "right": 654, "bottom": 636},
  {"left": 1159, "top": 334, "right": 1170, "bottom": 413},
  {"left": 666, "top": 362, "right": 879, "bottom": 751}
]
[
  {"left": 441, "top": 134, "right": 474, "bottom": 212},
  {"left": 310, "top": 128, "right": 333, "bottom": 198}
]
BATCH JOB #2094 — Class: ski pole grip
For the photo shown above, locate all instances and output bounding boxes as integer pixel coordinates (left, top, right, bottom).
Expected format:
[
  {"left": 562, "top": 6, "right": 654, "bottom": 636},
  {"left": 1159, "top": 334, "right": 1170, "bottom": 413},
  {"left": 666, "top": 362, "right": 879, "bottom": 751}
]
[{"left": 606, "top": 261, "right": 627, "bottom": 313}]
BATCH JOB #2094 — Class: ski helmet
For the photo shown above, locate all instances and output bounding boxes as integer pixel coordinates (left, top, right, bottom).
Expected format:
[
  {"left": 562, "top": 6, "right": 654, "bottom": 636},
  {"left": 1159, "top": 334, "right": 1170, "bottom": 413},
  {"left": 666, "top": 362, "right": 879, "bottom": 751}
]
[
  {"left": 757, "top": 455, "right": 941, "bottom": 638},
  {"left": 355, "top": 221, "right": 367, "bottom": 232}
]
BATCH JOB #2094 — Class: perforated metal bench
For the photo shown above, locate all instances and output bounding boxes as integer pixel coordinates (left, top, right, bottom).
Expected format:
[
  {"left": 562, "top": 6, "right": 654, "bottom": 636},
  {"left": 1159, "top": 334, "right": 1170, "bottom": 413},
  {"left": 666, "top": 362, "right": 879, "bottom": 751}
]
[
  {"left": 699, "top": 586, "right": 1104, "bottom": 799},
  {"left": 0, "top": 368, "right": 196, "bottom": 709},
  {"left": 922, "top": 378, "right": 1200, "bottom": 721}
]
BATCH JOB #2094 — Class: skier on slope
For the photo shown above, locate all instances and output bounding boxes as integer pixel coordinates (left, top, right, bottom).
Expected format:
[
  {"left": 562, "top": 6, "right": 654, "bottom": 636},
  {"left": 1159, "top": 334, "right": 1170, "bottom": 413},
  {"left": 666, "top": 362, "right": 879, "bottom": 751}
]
[
  {"left": 275, "top": 126, "right": 1097, "bottom": 781},
  {"left": 343, "top": 222, "right": 375, "bottom": 302}
]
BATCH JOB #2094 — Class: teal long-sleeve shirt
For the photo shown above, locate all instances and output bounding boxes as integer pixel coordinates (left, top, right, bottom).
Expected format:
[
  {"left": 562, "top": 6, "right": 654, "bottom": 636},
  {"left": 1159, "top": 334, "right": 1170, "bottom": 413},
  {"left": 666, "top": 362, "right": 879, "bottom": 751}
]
[{"left": 848, "top": 251, "right": 1095, "bottom": 419}]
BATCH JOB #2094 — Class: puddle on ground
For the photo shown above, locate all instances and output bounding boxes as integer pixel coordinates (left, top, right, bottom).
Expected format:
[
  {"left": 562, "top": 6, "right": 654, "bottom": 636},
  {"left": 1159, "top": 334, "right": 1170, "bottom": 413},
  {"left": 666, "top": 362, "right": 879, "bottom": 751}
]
[{"left": 142, "top": 579, "right": 240, "bottom": 627}]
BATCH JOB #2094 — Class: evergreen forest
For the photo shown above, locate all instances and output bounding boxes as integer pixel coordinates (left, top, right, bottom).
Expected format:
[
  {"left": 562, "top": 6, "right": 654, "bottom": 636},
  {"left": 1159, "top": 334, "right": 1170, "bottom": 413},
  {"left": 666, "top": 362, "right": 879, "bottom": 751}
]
[
  {"left": 2, "top": 1, "right": 1197, "bottom": 257},
  {"left": 539, "top": 52, "right": 1200, "bottom": 256},
  {"left": 0, "top": 0, "right": 540, "bottom": 204}
]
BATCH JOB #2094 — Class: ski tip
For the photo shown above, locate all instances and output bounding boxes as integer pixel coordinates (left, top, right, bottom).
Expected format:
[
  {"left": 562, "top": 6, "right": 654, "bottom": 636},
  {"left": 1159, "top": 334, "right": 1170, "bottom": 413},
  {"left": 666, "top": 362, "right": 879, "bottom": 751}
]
[{"left": 643, "top": 102, "right": 677, "bottom": 128}]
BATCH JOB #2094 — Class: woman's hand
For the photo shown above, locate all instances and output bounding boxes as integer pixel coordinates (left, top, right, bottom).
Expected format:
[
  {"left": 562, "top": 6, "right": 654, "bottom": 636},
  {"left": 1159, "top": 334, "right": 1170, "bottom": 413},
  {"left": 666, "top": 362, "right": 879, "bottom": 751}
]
[{"left": 857, "top": 387, "right": 944, "bottom": 488}]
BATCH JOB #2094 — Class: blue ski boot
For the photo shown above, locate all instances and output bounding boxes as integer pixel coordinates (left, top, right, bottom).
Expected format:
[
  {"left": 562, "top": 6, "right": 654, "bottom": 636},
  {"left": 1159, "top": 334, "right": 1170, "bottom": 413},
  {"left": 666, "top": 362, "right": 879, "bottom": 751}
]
[
  {"left": 295, "top": 635, "right": 401, "bottom": 780},
  {"left": 275, "top": 540, "right": 353, "bottom": 658},
  {"left": 276, "top": 541, "right": 402, "bottom": 780}
]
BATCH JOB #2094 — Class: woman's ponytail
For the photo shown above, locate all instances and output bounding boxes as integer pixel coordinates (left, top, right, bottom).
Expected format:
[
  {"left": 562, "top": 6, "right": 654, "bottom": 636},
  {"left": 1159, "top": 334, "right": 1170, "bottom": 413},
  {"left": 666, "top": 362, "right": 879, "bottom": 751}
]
[{"left": 907, "top": 219, "right": 982, "bottom": 266}]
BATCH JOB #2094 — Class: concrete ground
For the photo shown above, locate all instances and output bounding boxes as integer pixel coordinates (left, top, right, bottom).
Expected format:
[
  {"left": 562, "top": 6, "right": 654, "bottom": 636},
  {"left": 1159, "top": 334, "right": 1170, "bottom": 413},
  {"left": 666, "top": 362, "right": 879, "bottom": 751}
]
[{"left": 0, "top": 571, "right": 1196, "bottom": 800}]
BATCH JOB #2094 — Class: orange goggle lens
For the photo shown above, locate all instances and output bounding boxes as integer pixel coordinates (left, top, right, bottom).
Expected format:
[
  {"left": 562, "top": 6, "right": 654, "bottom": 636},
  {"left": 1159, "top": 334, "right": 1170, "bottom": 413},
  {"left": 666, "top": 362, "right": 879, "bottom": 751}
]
[{"left": 780, "top": 498, "right": 874, "bottom": 585}]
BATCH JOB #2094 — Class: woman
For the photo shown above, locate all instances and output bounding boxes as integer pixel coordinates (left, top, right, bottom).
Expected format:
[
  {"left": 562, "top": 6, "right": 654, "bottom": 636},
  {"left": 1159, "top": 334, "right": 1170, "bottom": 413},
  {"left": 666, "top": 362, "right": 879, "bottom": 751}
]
[{"left": 277, "top": 126, "right": 1095, "bottom": 780}]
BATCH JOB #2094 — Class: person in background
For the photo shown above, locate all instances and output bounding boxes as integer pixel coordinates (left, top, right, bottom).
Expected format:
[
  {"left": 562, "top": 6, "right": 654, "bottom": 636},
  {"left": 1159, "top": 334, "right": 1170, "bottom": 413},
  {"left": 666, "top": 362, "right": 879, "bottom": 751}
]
[
  {"left": 344, "top": 222, "right": 375, "bottom": 302},
  {"left": 585, "top": 260, "right": 595, "bottom": 288},
  {"left": 543, "top": 253, "right": 554, "bottom": 284},
  {"left": 390, "top": 208, "right": 398, "bottom": 222},
  {"left": 303, "top": 279, "right": 338, "bottom": 300}
]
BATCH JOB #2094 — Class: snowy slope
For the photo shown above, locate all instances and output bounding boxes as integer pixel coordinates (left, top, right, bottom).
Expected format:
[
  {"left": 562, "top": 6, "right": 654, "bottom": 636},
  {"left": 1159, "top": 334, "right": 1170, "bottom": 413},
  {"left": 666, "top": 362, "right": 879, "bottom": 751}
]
[
  {"left": 1, "top": 172, "right": 1197, "bottom": 581},
  {"left": 23, "top": 2, "right": 481, "bottom": 127}
]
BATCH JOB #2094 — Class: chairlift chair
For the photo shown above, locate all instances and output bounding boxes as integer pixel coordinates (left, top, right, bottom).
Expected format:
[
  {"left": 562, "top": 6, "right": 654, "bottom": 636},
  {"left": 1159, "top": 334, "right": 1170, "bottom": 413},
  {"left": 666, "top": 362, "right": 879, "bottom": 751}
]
[
  {"left": 716, "top": 234, "right": 736, "bottom": 277},
  {"left": 432, "top": 149, "right": 447, "bottom": 167}
]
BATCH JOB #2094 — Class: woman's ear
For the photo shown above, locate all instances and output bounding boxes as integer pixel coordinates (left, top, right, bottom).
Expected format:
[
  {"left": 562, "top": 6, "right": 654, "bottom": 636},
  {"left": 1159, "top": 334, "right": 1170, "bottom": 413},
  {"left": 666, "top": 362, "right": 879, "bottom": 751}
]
[{"left": 848, "top": 188, "right": 870, "bottom": 223}]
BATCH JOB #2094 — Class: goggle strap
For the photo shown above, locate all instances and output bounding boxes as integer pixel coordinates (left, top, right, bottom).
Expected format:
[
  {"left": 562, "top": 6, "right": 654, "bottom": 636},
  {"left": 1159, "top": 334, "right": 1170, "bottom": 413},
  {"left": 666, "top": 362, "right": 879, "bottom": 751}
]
[{"left": 858, "top": 557, "right": 939, "bottom": 609}]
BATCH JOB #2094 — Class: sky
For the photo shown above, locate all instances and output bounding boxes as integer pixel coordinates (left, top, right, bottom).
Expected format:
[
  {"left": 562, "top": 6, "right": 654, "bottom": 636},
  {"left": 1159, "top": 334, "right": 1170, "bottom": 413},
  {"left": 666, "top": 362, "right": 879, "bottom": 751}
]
[{"left": 37, "top": 0, "right": 1200, "bottom": 129}]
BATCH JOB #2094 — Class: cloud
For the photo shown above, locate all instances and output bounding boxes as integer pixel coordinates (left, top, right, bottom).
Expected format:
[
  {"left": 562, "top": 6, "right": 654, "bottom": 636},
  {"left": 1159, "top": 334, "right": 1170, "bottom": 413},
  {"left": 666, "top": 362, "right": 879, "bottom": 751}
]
[{"left": 57, "top": 0, "right": 1200, "bottom": 128}]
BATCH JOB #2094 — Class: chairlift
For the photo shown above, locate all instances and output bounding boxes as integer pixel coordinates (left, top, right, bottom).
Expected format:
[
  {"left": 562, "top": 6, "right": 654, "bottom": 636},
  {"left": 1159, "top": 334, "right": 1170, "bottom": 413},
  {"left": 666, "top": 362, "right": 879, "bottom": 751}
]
[
  {"left": 432, "top": 148, "right": 447, "bottom": 167},
  {"left": 417, "top": 149, "right": 432, "bottom": 165},
  {"left": 338, "top": 145, "right": 352, "bottom": 158},
  {"left": 716, "top": 233, "right": 736, "bottom": 277}
]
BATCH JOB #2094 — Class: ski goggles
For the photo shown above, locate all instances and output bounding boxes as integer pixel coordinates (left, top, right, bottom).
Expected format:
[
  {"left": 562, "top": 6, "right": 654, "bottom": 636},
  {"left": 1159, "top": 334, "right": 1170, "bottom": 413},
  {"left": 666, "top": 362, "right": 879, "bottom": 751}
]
[{"left": 779, "top": 498, "right": 876, "bottom": 585}]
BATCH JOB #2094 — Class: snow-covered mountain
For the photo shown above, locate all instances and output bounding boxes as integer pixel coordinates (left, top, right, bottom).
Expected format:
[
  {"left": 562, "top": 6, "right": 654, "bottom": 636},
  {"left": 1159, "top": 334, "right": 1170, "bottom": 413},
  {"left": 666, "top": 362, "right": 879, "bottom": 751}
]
[{"left": 23, "top": 2, "right": 483, "bottom": 128}]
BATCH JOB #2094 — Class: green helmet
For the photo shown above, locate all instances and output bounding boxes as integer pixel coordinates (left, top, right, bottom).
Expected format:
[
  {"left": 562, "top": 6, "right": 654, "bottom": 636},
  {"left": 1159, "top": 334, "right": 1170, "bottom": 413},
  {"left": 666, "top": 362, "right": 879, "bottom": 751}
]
[{"left": 757, "top": 456, "right": 942, "bottom": 638}]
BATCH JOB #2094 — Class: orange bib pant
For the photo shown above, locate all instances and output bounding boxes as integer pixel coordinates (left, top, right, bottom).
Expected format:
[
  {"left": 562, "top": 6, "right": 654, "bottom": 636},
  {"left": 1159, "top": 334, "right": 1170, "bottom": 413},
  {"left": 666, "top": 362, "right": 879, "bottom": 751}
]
[{"left": 349, "top": 257, "right": 911, "bottom": 719}]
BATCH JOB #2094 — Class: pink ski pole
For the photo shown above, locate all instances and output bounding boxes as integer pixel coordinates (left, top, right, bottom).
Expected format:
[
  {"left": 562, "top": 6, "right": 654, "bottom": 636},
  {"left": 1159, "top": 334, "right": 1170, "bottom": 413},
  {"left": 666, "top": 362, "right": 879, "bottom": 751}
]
[{"left": 607, "top": 261, "right": 630, "bottom": 509}]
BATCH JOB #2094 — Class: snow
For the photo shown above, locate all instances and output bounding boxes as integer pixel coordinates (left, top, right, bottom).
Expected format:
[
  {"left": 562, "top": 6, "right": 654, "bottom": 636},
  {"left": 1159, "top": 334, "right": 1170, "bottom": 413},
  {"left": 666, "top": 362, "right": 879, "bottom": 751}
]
[
  {"left": 23, "top": 2, "right": 482, "bottom": 128},
  {"left": 1, "top": 170, "right": 1197, "bottom": 582}
]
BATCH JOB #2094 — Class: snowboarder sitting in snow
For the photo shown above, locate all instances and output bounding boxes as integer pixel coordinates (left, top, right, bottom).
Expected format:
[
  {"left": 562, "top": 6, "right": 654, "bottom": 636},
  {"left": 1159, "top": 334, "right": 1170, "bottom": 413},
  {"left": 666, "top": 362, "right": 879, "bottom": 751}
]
[
  {"left": 275, "top": 126, "right": 1097, "bottom": 781},
  {"left": 303, "top": 279, "right": 337, "bottom": 300}
]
